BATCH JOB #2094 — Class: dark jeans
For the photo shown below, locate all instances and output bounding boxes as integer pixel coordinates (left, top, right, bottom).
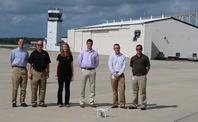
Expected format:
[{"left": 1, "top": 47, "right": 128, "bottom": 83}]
[{"left": 57, "top": 77, "right": 71, "bottom": 105}]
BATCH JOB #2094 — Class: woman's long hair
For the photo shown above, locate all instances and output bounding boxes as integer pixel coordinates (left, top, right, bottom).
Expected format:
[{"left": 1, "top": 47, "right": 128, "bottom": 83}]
[{"left": 60, "top": 43, "right": 72, "bottom": 57}]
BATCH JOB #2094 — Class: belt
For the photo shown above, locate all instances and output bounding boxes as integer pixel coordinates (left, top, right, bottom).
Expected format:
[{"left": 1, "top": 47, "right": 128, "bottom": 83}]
[
  {"left": 133, "top": 74, "right": 146, "bottom": 76},
  {"left": 12, "top": 66, "right": 26, "bottom": 69},
  {"left": 81, "top": 67, "right": 95, "bottom": 70},
  {"left": 33, "top": 69, "right": 46, "bottom": 72}
]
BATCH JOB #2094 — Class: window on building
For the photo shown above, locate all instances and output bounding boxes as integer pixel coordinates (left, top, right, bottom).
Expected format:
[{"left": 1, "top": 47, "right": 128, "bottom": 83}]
[
  {"left": 176, "top": 52, "right": 180, "bottom": 57},
  {"left": 192, "top": 53, "right": 197, "bottom": 57},
  {"left": 133, "top": 30, "right": 141, "bottom": 41},
  {"left": 164, "top": 36, "right": 169, "bottom": 44},
  {"left": 48, "top": 13, "right": 62, "bottom": 18}
]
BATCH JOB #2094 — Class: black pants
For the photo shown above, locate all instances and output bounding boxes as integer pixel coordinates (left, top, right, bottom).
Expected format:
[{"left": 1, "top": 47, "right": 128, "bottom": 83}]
[{"left": 57, "top": 77, "right": 71, "bottom": 105}]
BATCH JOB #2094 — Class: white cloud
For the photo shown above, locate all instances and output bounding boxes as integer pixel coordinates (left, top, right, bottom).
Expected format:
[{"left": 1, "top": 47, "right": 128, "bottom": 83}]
[{"left": 12, "top": 15, "right": 24, "bottom": 24}]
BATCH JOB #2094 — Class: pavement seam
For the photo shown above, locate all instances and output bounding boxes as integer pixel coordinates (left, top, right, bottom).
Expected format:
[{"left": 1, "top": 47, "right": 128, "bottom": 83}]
[{"left": 174, "top": 111, "right": 198, "bottom": 122}]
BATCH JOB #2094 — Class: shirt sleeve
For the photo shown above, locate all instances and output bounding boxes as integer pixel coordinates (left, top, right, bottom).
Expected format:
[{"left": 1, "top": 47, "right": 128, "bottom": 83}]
[
  {"left": 130, "top": 57, "right": 133, "bottom": 67},
  {"left": 108, "top": 55, "right": 115, "bottom": 74},
  {"left": 25, "top": 51, "right": 29, "bottom": 63},
  {"left": 71, "top": 55, "right": 73, "bottom": 62},
  {"left": 146, "top": 56, "right": 150, "bottom": 67},
  {"left": 56, "top": 54, "right": 60, "bottom": 61},
  {"left": 78, "top": 52, "right": 83, "bottom": 67},
  {"left": 118, "top": 55, "right": 126, "bottom": 75},
  {"left": 46, "top": 52, "right": 51, "bottom": 64},
  {"left": 28, "top": 52, "right": 34, "bottom": 64},
  {"left": 10, "top": 50, "right": 15, "bottom": 65},
  {"left": 95, "top": 52, "right": 99, "bottom": 68}
]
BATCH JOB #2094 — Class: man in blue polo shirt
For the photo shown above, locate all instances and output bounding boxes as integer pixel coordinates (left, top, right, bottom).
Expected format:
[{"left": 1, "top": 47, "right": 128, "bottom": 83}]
[{"left": 10, "top": 38, "right": 29, "bottom": 107}]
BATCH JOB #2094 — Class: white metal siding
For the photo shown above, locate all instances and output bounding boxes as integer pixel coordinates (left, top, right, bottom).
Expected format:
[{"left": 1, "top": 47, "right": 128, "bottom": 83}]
[
  {"left": 68, "top": 25, "right": 145, "bottom": 57},
  {"left": 68, "top": 18, "right": 198, "bottom": 59},
  {"left": 67, "top": 29, "right": 75, "bottom": 51},
  {"left": 146, "top": 19, "right": 198, "bottom": 59},
  {"left": 74, "top": 31, "right": 83, "bottom": 52}
]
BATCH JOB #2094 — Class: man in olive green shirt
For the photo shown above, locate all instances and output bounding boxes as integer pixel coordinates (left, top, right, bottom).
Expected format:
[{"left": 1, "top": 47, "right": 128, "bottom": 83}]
[{"left": 129, "top": 44, "right": 150, "bottom": 110}]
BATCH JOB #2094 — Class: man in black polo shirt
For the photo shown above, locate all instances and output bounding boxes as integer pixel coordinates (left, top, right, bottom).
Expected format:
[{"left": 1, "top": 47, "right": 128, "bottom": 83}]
[
  {"left": 28, "top": 40, "right": 51, "bottom": 107},
  {"left": 129, "top": 44, "right": 150, "bottom": 110}
]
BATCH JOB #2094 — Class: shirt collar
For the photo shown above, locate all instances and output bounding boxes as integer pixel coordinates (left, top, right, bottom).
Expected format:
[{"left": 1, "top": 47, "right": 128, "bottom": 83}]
[
  {"left": 17, "top": 47, "right": 24, "bottom": 51},
  {"left": 36, "top": 49, "right": 44, "bottom": 53},
  {"left": 114, "top": 53, "right": 122, "bottom": 57},
  {"left": 86, "top": 49, "right": 94, "bottom": 52},
  {"left": 136, "top": 53, "right": 143, "bottom": 58}
]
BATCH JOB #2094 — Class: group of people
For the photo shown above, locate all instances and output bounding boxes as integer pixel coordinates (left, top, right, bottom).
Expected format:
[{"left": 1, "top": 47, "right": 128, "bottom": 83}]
[{"left": 10, "top": 38, "right": 150, "bottom": 110}]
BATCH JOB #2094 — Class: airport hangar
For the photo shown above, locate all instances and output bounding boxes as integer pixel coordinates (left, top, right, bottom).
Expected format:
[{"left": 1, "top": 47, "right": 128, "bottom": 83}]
[{"left": 67, "top": 16, "right": 198, "bottom": 59}]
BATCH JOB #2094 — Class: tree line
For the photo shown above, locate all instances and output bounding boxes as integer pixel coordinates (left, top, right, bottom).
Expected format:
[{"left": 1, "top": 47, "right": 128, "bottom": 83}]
[{"left": 0, "top": 37, "right": 43, "bottom": 45}]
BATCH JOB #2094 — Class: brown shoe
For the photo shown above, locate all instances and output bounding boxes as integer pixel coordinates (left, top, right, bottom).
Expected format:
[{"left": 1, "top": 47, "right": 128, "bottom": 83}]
[
  {"left": 111, "top": 104, "right": 118, "bottom": 108},
  {"left": 90, "top": 101, "right": 97, "bottom": 107},
  {"left": 32, "top": 103, "right": 37, "bottom": 107},
  {"left": 140, "top": 105, "right": 147, "bottom": 110},
  {"left": 21, "top": 103, "right": 28, "bottom": 107},
  {"left": 39, "top": 103, "right": 47, "bottom": 107},
  {"left": 80, "top": 104, "right": 85, "bottom": 108},
  {"left": 12, "top": 103, "right": 17, "bottom": 107},
  {"left": 120, "top": 105, "right": 126, "bottom": 109},
  {"left": 128, "top": 104, "right": 137, "bottom": 109}
]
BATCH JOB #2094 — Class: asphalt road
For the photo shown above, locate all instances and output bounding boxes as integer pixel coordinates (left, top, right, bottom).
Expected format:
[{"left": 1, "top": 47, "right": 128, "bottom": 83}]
[{"left": 0, "top": 48, "right": 198, "bottom": 122}]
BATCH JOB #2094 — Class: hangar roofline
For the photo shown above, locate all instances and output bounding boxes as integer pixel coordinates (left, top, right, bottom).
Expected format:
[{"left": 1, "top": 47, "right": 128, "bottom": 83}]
[{"left": 73, "top": 17, "right": 198, "bottom": 30}]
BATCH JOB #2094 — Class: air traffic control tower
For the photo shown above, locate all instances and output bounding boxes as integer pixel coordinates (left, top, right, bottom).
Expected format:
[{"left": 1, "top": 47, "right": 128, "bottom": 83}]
[{"left": 46, "top": 8, "right": 63, "bottom": 51}]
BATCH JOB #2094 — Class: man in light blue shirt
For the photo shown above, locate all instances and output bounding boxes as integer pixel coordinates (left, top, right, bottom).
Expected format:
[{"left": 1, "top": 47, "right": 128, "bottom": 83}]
[
  {"left": 108, "top": 43, "right": 126, "bottom": 108},
  {"left": 10, "top": 39, "right": 29, "bottom": 107},
  {"left": 78, "top": 39, "right": 99, "bottom": 107}
]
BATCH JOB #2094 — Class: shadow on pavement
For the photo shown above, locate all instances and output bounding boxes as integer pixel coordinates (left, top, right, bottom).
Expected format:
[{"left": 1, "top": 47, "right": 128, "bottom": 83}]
[
  {"left": 47, "top": 102, "right": 80, "bottom": 107},
  {"left": 146, "top": 104, "right": 178, "bottom": 110},
  {"left": 47, "top": 102, "right": 113, "bottom": 107}
]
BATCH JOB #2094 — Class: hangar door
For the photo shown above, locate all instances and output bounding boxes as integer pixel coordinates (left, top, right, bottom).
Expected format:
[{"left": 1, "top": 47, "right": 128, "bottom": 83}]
[
  {"left": 91, "top": 30, "right": 111, "bottom": 55},
  {"left": 74, "top": 31, "right": 83, "bottom": 52},
  {"left": 82, "top": 32, "right": 91, "bottom": 49}
]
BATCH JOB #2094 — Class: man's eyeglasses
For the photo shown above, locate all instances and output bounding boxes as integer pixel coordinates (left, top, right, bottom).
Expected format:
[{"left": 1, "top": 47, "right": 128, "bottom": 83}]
[
  {"left": 37, "top": 44, "right": 43, "bottom": 47},
  {"left": 87, "top": 42, "right": 93, "bottom": 45},
  {"left": 114, "top": 47, "right": 120, "bottom": 49}
]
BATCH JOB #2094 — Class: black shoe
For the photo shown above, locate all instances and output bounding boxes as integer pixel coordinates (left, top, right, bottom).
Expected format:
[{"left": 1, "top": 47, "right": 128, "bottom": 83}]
[
  {"left": 39, "top": 103, "right": 47, "bottom": 107},
  {"left": 65, "top": 104, "right": 70, "bottom": 108},
  {"left": 21, "top": 103, "right": 28, "bottom": 107},
  {"left": 111, "top": 105, "right": 118, "bottom": 108},
  {"left": 12, "top": 103, "right": 17, "bottom": 107},
  {"left": 120, "top": 105, "right": 127, "bottom": 109},
  {"left": 80, "top": 103, "right": 85, "bottom": 108},
  {"left": 58, "top": 104, "right": 63, "bottom": 107},
  {"left": 128, "top": 105, "right": 137, "bottom": 109},
  {"left": 140, "top": 106, "right": 147, "bottom": 110},
  {"left": 89, "top": 102, "right": 97, "bottom": 108},
  {"left": 32, "top": 103, "right": 37, "bottom": 107}
]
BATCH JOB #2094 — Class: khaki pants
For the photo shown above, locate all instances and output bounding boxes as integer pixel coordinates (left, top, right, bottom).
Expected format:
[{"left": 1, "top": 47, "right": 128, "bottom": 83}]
[
  {"left": 80, "top": 69, "right": 96, "bottom": 103},
  {"left": 111, "top": 74, "right": 125, "bottom": 106},
  {"left": 132, "top": 75, "right": 147, "bottom": 105},
  {"left": 31, "top": 69, "right": 47, "bottom": 104},
  {"left": 12, "top": 67, "right": 27, "bottom": 103}
]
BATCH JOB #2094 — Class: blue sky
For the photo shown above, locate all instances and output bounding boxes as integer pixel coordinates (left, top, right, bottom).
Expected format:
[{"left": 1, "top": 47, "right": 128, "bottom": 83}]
[{"left": 0, "top": 0, "right": 197, "bottom": 37}]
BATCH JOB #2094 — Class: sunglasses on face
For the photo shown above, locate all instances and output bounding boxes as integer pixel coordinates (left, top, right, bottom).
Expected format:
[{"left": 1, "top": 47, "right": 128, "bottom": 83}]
[{"left": 136, "top": 48, "right": 142, "bottom": 51}]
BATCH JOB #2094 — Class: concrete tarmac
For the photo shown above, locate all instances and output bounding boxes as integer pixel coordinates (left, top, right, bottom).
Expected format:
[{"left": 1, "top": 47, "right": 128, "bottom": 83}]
[{"left": 0, "top": 48, "right": 198, "bottom": 122}]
